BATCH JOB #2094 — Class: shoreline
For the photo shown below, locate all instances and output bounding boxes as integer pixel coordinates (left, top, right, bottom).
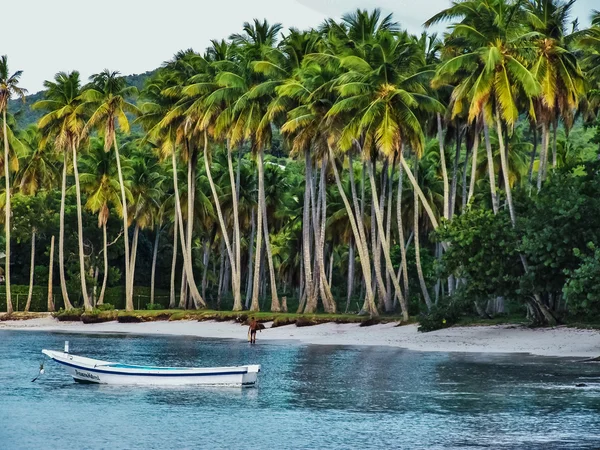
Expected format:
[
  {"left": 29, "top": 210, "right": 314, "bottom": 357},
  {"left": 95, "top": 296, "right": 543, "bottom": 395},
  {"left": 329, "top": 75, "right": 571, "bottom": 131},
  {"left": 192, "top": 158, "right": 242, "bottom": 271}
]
[{"left": 1, "top": 317, "right": 600, "bottom": 358}]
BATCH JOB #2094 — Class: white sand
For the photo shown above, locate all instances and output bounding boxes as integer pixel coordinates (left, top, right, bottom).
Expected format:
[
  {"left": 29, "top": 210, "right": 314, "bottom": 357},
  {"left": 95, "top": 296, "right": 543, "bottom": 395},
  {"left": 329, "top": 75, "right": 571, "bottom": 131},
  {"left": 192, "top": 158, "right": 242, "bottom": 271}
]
[{"left": 1, "top": 316, "right": 599, "bottom": 357}]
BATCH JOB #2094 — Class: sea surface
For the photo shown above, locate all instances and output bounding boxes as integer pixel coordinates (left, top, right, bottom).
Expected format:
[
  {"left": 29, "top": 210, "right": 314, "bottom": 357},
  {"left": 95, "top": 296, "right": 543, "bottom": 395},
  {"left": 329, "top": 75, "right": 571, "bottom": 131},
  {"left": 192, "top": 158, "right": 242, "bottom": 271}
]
[{"left": 0, "top": 330, "right": 599, "bottom": 449}]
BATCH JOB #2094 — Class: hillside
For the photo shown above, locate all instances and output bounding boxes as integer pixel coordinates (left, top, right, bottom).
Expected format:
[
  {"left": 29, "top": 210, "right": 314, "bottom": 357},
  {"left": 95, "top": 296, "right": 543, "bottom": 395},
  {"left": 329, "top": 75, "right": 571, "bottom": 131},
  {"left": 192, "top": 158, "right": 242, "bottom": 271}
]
[{"left": 8, "top": 70, "right": 155, "bottom": 128}]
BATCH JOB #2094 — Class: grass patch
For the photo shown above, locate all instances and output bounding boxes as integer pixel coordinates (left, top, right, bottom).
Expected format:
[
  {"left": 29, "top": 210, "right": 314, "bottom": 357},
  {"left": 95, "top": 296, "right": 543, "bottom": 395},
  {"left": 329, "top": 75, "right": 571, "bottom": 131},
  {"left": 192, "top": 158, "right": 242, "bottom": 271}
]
[{"left": 0, "top": 311, "right": 49, "bottom": 321}]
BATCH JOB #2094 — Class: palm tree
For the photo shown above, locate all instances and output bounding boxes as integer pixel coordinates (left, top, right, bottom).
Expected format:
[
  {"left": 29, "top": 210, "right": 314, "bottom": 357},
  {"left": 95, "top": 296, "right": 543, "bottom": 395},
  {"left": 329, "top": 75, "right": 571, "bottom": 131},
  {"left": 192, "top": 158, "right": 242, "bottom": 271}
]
[
  {"left": 34, "top": 72, "right": 89, "bottom": 310},
  {"left": 224, "top": 19, "right": 283, "bottom": 312},
  {"left": 17, "top": 126, "right": 58, "bottom": 311},
  {"left": 0, "top": 55, "right": 26, "bottom": 313},
  {"left": 430, "top": 0, "right": 541, "bottom": 226},
  {"left": 137, "top": 70, "right": 206, "bottom": 308},
  {"left": 79, "top": 138, "right": 127, "bottom": 305},
  {"left": 83, "top": 70, "right": 139, "bottom": 311},
  {"left": 326, "top": 11, "right": 441, "bottom": 318},
  {"left": 525, "top": 0, "right": 585, "bottom": 189}
]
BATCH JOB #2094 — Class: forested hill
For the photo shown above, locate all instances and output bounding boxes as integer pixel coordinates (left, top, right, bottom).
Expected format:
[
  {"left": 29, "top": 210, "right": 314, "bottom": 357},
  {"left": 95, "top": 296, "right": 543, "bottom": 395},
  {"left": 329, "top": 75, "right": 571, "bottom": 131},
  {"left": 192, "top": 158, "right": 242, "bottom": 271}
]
[{"left": 8, "top": 70, "right": 155, "bottom": 128}]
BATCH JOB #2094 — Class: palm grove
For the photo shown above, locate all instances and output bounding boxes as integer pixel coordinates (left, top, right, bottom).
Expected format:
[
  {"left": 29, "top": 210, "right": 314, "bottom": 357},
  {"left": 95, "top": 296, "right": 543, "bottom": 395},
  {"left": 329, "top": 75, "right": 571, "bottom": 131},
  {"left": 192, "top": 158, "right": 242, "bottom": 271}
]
[{"left": 1, "top": 1, "right": 600, "bottom": 328}]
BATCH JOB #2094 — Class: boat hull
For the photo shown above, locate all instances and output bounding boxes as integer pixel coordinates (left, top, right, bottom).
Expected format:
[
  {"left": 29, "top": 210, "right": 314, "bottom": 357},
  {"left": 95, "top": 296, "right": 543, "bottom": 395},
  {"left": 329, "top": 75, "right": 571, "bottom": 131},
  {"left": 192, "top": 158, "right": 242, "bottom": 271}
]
[{"left": 42, "top": 350, "right": 260, "bottom": 387}]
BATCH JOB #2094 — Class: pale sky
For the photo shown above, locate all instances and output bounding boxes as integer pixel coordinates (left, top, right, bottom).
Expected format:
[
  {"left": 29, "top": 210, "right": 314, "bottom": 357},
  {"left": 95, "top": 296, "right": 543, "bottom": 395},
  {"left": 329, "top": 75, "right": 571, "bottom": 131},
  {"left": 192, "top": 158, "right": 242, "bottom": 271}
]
[{"left": 4, "top": 0, "right": 597, "bottom": 94}]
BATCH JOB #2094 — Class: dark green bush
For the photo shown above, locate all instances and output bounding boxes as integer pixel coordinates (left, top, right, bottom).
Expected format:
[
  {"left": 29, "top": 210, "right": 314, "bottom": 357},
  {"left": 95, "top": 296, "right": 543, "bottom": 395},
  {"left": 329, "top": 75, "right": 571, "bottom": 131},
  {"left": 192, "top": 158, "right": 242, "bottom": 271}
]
[
  {"left": 418, "top": 304, "right": 460, "bottom": 332},
  {"left": 145, "top": 303, "right": 164, "bottom": 310},
  {"left": 96, "top": 303, "right": 114, "bottom": 311}
]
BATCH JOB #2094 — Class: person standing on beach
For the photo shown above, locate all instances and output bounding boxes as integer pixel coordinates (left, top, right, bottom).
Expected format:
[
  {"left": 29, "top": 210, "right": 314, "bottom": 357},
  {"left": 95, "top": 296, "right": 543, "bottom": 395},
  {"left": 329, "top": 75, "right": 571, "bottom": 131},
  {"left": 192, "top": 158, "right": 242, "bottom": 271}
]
[{"left": 248, "top": 317, "right": 258, "bottom": 344}]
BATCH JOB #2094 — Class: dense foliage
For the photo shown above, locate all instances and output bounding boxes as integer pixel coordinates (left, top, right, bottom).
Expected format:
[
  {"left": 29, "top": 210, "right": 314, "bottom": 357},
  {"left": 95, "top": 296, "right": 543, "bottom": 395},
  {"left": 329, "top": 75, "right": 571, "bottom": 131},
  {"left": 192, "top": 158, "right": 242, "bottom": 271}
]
[{"left": 1, "top": 2, "right": 599, "bottom": 330}]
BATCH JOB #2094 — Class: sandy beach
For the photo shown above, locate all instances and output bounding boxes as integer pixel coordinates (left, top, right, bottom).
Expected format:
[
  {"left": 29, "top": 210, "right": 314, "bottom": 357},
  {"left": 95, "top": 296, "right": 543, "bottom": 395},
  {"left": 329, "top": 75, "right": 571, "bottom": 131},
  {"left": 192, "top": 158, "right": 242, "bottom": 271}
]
[{"left": 2, "top": 316, "right": 599, "bottom": 358}]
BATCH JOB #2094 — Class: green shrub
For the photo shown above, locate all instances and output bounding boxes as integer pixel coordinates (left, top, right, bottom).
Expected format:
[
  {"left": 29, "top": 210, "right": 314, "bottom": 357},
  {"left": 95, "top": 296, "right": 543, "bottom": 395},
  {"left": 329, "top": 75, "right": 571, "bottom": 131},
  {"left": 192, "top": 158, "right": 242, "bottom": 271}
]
[
  {"left": 418, "top": 304, "right": 460, "bottom": 332},
  {"left": 145, "top": 303, "right": 163, "bottom": 310},
  {"left": 96, "top": 303, "right": 114, "bottom": 311}
]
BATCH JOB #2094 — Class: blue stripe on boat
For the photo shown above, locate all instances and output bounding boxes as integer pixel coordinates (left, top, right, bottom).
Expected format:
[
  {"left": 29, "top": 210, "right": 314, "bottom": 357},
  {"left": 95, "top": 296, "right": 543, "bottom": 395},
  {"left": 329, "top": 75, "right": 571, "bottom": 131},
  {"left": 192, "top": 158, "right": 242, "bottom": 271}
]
[{"left": 53, "top": 358, "right": 248, "bottom": 377}]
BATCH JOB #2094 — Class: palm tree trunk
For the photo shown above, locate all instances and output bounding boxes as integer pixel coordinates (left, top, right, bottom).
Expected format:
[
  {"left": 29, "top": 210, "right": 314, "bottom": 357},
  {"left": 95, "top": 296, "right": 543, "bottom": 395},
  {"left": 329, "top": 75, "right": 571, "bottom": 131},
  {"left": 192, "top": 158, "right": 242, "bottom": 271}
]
[
  {"left": 179, "top": 269, "right": 188, "bottom": 309},
  {"left": 537, "top": 122, "right": 549, "bottom": 191},
  {"left": 201, "top": 237, "right": 210, "bottom": 302},
  {"left": 483, "top": 121, "right": 499, "bottom": 214},
  {"left": 495, "top": 109, "right": 517, "bottom": 226},
  {"left": 414, "top": 179, "right": 432, "bottom": 311},
  {"left": 462, "top": 140, "right": 470, "bottom": 214},
  {"left": 371, "top": 195, "right": 387, "bottom": 309},
  {"left": 328, "top": 246, "right": 334, "bottom": 288},
  {"left": 450, "top": 129, "right": 462, "bottom": 219},
  {"left": 150, "top": 227, "right": 160, "bottom": 305},
  {"left": 528, "top": 124, "right": 538, "bottom": 187},
  {"left": 385, "top": 161, "right": 395, "bottom": 308},
  {"left": 467, "top": 120, "right": 481, "bottom": 204},
  {"left": 367, "top": 160, "right": 408, "bottom": 318},
  {"left": 261, "top": 158, "right": 280, "bottom": 312},
  {"left": 250, "top": 149, "right": 265, "bottom": 311},
  {"left": 129, "top": 223, "right": 140, "bottom": 302},
  {"left": 111, "top": 136, "right": 133, "bottom": 310},
  {"left": 58, "top": 150, "right": 72, "bottom": 310},
  {"left": 98, "top": 222, "right": 108, "bottom": 305},
  {"left": 437, "top": 113, "right": 450, "bottom": 220},
  {"left": 551, "top": 120, "right": 558, "bottom": 169},
  {"left": 169, "top": 216, "right": 178, "bottom": 309},
  {"left": 345, "top": 239, "right": 355, "bottom": 313},
  {"left": 396, "top": 155, "right": 409, "bottom": 297},
  {"left": 399, "top": 153, "right": 440, "bottom": 229},
  {"left": 72, "top": 141, "right": 91, "bottom": 311},
  {"left": 204, "top": 133, "right": 241, "bottom": 310},
  {"left": 171, "top": 149, "right": 205, "bottom": 307},
  {"left": 227, "top": 140, "right": 243, "bottom": 311},
  {"left": 245, "top": 207, "right": 256, "bottom": 309},
  {"left": 25, "top": 229, "right": 36, "bottom": 312},
  {"left": 217, "top": 237, "right": 225, "bottom": 309},
  {"left": 186, "top": 144, "right": 197, "bottom": 306},
  {"left": 3, "top": 110, "right": 12, "bottom": 314},
  {"left": 47, "top": 235, "right": 55, "bottom": 312},
  {"left": 330, "top": 147, "right": 377, "bottom": 316},
  {"left": 301, "top": 148, "right": 314, "bottom": 311}
]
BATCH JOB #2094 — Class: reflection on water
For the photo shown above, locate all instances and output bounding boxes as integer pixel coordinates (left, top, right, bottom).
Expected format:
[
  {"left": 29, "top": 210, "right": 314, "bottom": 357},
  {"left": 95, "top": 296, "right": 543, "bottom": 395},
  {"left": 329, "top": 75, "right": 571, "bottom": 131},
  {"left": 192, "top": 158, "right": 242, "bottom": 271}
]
[{"left": 0, "top": 330, "right": 599, "bottom": 449}]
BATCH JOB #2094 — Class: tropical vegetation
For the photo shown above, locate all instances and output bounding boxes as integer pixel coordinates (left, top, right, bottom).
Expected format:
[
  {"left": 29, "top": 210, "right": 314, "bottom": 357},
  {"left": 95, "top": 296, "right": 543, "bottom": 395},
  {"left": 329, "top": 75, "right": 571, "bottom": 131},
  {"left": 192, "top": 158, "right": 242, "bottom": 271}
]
[{"left": 1, "top": 2, "right": 600, "bottom": 330}]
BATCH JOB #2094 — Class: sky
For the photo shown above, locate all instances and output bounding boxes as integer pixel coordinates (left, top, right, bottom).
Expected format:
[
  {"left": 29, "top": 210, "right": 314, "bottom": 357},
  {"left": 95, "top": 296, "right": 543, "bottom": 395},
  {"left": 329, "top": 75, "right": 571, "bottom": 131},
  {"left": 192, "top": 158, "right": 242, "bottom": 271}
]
[{"left": 3, "top": 0, "right": 597, "bottom": 94}]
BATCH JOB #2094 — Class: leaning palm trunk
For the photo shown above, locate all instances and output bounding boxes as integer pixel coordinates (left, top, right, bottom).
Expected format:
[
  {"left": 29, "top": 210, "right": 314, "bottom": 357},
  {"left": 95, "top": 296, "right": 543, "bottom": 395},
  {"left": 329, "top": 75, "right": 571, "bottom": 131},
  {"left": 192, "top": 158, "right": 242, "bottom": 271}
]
[
  {"left": 169, "top": 215, "right": 178, "bottom": 309},
  {"left": 467, "top": 120, "right": 481, "bottom": 204},
  {"left": 495, "top": 110, "right": 517, "bottom": 226},
  {"left": 437, "top": 113, "right": 450, "bottom": 220},
  {"left": 226, "top": 141, "right": 243, "bottom": 311},
  {"left": 348, "top": 151, "right": 377, "bottom": 313},
  {"left": 396, "top": 156, "right": 409, "bottom": 297},
  {"left": 204, "top": 133, "right": 241, "bottom": 310},
  {"left": 58, "top": 151, "right": 72, "bottom": 310},
  {"left": 483, "top": 122, "right": 499, "bottom": 214},
  {"left": 245, "top": 207, "right": 256, "bottom": 309},
  {"left": 171, "top": 150, "right": 205, "bottom": 308},
  {"left": 72, "top": 141, "right": 91, "bottom": 311},
  {"left": 47, "top": 235, "right": 55, "bottom": 312},
  {"left": 367, "top": 160, "right": 408, "bottom": 319},
  {"left": 128, "top": 223, "right": 140, "bottom": 301},
  {"left": 414, "top": 188, "right": 432, "bottom": 310},
  {"left": 399, "top": 153, "right": 440, "bottom": 229},
  {"left": 3, "top": 111, "right": 12, "bottom": 314},
  {"left": 98, "top": 222, "right": 108, "bottom": 305},
  {"left": 329, "top": 147, "right": 377, "bottom": 316},
  {"left": 150, "top": 227, "right": 160, "bottom": 305},
  {"left": 250, "top": 149, "right": 265, "bottom": 312},
  {"left": 551, "top": 120, "right": 558, "bottom": 169},
  {"left": 25, "top": 229, "right": 36, "bottom": 312},
  {"left": 113, "top": 136, "right": 133, "bottom": 310}
]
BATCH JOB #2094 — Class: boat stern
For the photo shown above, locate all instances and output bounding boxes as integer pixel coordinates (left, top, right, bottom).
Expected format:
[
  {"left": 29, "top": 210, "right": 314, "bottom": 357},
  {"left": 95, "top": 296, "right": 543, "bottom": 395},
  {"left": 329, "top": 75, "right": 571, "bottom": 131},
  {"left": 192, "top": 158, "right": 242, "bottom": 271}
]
[{"left": 242, "top": 364, "right": 261, "bottom": 386}]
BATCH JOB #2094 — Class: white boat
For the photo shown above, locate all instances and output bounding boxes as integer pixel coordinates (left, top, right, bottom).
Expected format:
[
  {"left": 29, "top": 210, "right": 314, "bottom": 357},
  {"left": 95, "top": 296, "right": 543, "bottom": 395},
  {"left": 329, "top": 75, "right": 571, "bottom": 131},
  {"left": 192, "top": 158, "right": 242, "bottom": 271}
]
[{"left": 41, "top": 348, "right": 260, "bottom": 387}]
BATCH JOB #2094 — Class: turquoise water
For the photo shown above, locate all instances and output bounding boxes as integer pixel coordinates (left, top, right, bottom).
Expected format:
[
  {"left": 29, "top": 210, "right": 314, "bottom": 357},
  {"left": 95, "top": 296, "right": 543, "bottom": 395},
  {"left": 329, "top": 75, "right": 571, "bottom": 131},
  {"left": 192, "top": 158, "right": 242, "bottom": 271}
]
[{"left": 1, "top": 330, "right": 599, "bottom": 449}]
